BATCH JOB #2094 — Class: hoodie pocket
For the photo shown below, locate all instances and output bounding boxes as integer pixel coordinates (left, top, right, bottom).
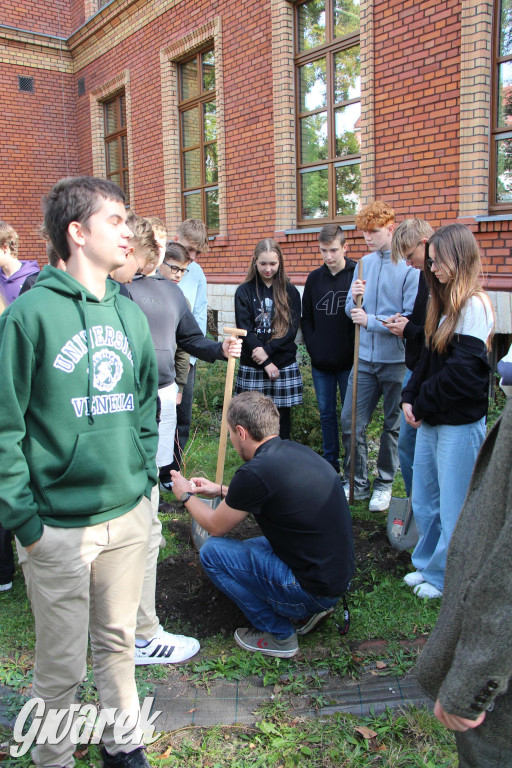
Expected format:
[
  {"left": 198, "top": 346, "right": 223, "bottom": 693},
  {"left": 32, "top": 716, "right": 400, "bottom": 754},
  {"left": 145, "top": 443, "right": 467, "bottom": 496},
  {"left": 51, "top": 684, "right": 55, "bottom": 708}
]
[{"left": 42, "top": 427, "right": 148, "bottom": 518}]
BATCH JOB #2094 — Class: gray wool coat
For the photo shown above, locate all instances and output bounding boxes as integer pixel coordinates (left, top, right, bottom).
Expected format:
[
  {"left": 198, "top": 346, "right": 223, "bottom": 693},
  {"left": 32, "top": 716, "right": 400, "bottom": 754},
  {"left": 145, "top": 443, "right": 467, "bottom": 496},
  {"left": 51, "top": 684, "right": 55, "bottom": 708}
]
[{"left": 415, "top": 397, "right": 512, "bottom": 750}]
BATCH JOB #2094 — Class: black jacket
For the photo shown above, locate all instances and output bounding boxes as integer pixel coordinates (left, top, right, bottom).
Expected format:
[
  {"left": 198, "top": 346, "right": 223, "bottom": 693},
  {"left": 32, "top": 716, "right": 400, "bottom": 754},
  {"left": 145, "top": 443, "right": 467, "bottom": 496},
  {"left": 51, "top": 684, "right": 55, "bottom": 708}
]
[
  {"left": 401, "top": 333, "right": 490, "bottom": 426},
  {"left": 301, "top": 260, "right": 356, "bottom": 371},
  {"left": 403, "top": 271, "right": 428, "bottom": 372},
  {"left": 235, "top": 277, "right": 301, "bottom": 369}
]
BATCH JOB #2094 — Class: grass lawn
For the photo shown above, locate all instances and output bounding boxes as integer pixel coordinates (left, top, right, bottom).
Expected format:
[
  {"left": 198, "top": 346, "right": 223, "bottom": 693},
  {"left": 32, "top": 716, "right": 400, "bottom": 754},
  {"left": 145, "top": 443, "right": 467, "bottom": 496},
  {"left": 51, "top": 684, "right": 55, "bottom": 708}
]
[{"left": 3, "top": 357, "right": 502, "bottom": 766}]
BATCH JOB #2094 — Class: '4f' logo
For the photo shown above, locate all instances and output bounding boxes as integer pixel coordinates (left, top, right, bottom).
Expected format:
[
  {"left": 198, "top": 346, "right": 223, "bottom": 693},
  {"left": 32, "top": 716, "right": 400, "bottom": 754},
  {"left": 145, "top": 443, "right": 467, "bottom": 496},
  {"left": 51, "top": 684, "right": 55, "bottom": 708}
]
[{"left": 315, "top": 290, "right": 347, "bottom": 315}]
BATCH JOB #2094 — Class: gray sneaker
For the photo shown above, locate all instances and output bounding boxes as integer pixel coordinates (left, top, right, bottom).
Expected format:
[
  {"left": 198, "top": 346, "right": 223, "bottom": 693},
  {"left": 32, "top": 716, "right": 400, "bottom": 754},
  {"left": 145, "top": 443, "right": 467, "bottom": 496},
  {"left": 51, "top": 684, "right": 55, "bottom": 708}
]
[
  {"left": 234, "top": 628, "right": 298, "bottom": 658},
  {"left": 294, "top": 607, "right": 335, "bottom": 636}
]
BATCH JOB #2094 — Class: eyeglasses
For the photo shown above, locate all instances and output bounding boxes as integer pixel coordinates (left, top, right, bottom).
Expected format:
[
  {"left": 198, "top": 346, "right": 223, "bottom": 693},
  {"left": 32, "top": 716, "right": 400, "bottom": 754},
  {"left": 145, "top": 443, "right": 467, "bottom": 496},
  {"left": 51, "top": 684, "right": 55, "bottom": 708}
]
[
  {"left": 405, "top": 240, "right": 423, "bottom": 262},
  {"left": 162, "top": 262, "right": 189, "bottom": 276}
]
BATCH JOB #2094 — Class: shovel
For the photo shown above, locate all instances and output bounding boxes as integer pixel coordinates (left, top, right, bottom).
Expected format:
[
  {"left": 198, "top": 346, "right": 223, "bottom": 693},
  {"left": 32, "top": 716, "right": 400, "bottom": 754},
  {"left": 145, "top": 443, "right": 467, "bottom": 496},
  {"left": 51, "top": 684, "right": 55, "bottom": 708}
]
[
  {"left": 349, "top": 259, "right": 363, "bottom": 504},
  {"left": 386, "top": 496, "right": 419, "bottom": 551},
  {"left": 190, "top": 326, "right": 247, "bottom": 550}
]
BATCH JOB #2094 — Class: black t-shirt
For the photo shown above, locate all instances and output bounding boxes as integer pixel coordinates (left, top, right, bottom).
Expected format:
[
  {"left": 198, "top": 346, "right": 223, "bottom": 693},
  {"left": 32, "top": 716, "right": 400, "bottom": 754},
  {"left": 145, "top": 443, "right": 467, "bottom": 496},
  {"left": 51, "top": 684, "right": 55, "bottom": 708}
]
[{"left": 225, "top": 437, "right": 354, "bottom": 596}]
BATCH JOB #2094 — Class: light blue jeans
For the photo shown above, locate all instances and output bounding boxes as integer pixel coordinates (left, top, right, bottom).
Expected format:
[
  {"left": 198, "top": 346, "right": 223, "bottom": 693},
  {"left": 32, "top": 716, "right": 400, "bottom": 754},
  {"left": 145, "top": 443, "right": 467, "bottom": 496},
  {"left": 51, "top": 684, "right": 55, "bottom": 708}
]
[
  {"left": 311, "top": 366, "right": 350, "bottom": 472},
  {"left": 398, "top": 368, "right": 417, "bottom": 497},
  {"left": 411, "top": 419, "right": 486, "bottom": 590},
  {"left": 200, "top": 536, "right": 340, "bottom": 639}
]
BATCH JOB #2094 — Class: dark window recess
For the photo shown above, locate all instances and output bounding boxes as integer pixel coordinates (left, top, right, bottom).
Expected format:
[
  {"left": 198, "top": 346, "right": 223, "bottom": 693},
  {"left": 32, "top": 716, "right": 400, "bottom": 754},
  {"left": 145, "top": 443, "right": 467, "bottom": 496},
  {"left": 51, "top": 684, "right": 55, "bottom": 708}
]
[
  {"left": 18, "top": 76, "right": 34, "bottom": 93},
  {"left": 78, "top": 78, "right": 85, "bottom": 96},
  {"left": 207, "top": 308, "right": 219, "bottom": 339}
]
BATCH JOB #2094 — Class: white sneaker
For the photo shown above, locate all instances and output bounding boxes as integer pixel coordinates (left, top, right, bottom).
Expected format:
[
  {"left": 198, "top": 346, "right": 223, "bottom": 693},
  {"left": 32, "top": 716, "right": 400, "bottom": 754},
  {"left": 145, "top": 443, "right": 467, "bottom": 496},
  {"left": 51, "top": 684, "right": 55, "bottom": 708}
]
[
  {"left": 135, "top": 625, "right": 200, "bottom": 665},
  {"left": 403, "top": 571, "right": 425, "bottom": 587},
  {"left": 369, "top": 486, "right": 392, "bottom": 512},
  {"left": 0, "top": 582, "right": 12, "bottom": 592},
  {"left": 414, "top": 582, "right": 443, "bottom": 599}
]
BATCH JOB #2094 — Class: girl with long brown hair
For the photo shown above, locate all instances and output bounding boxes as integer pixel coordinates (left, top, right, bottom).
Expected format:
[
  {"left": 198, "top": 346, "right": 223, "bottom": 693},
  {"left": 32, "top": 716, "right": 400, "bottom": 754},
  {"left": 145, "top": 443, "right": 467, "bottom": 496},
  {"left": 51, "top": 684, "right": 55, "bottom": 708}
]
[
  {"left": 234, "top": 239, "right": 302, "bottom": 438},
  {"left": 401, "top": 223, "right": 494, "bottom": 599}
]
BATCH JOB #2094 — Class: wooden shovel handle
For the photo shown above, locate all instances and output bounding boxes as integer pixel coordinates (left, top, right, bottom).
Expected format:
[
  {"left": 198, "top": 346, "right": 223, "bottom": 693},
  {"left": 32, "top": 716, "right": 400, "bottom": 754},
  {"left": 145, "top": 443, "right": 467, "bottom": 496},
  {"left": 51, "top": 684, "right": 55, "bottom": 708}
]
[
  {"left": 215, "top": 326, "right": 247, "bottom": 486},
  {"left": 349, "top": 260, "right": 363, "bottom": 505}
]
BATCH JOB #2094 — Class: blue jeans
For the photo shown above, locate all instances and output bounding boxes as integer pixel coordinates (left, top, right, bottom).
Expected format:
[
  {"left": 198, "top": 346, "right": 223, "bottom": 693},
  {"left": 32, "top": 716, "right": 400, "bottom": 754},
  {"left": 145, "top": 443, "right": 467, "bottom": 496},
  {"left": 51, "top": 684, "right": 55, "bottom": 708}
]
[
  {"left": 398, "top": 368, "right": 417, "bottom": 497},
  {"left": 341, "top": 360, "right": 406, "bottom": 494},
  {"left": 411, "top": 419, "right": 485, "bottom": 591},
  {"left": 200, "top": 536, "right": 340, "bottom": 639},
  {"left": 311, "top": 366, "right": 350, "bottom": 472}
]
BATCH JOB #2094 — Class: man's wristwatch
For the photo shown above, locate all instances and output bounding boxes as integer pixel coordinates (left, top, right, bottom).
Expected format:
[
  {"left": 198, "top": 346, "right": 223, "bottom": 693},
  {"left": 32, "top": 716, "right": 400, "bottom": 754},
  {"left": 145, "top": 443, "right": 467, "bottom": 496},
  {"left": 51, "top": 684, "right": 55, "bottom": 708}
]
[{"left": 180, "top": 491, "right": 193, "bottom": 504}]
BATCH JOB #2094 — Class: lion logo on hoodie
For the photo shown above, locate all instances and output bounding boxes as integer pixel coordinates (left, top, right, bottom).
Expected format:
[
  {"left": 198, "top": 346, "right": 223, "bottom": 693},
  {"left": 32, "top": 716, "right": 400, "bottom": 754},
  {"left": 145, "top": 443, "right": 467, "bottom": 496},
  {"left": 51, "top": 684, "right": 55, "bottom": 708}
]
[{"left": 93, "top": 349, "right": 124, "bottom": 392}]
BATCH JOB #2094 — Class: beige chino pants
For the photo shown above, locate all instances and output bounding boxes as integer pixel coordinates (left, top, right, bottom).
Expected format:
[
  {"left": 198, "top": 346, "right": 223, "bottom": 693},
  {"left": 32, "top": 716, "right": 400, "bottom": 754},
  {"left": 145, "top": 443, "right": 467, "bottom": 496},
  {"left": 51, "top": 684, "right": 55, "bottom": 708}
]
[{"left": 16, "top": 496, "right": 152, "bottom": 768}]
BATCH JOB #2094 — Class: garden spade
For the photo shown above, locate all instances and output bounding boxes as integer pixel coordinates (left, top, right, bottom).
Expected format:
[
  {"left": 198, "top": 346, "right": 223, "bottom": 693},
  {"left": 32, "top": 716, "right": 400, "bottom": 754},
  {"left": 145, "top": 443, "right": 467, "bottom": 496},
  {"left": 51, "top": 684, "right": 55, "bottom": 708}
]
[
  {"left": 386, "top": 496, "right": 419, "bottom": 551},
  {"left": 190, "top": 326, "right": 247, "bottom": 550}
]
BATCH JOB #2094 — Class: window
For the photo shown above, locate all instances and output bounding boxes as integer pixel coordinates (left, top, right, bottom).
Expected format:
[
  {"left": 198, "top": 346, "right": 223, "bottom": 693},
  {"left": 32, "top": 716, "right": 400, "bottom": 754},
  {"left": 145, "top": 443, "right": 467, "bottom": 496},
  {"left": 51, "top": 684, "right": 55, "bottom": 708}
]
[
  {"left": 178, "top": 49, "right": 219, "bottom": 231},
  {"left": 103, "top": 92, "right": 130, "bottom": 205},
  {"left": 491, "top": 0, "right": 512, "bottom": 209},
  {"left": 295, "top": 0, "right": 360, "bottom": 222}
]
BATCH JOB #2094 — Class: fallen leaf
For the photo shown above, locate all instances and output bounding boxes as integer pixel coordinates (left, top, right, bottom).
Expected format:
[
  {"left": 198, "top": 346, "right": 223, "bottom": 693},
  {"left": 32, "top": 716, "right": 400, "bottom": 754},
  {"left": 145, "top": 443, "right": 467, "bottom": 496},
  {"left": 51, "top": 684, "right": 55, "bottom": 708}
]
[
  {"left": 355, "top": 726, "right": 378, "bottom": 739},
  {"left": 187, "top": 707, "right": 197, "bottom": 713},
  {"left": 156, "top": 745, "right": 173, "bottom": 759},
  {"left": 376, "top": 660, "right": 387, "bottom": 669},
  {"left": 249, "top": 743, "right": 256, "bottom": 749}
]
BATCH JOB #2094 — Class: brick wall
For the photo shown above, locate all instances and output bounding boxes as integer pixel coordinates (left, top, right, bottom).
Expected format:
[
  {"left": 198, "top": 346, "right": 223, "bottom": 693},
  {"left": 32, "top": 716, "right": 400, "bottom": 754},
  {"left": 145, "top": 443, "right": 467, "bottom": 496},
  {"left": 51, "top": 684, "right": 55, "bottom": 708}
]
[
  {"left": 0, "top": 0, "right": 511, "bottom": 294},
  {"left": 0, "top": 63, "right": 79, "bottom": 262},
  {"left": 1, "top": 0, "right": 72, "bottom": 37}
]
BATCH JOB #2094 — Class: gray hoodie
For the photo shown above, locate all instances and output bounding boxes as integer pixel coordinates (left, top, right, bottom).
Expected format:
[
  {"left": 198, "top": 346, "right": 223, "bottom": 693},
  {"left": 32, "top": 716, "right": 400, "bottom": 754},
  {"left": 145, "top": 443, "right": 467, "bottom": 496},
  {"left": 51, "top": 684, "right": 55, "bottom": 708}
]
[{"left": 345, "top": 250, "right": 419, "bottom": 364}]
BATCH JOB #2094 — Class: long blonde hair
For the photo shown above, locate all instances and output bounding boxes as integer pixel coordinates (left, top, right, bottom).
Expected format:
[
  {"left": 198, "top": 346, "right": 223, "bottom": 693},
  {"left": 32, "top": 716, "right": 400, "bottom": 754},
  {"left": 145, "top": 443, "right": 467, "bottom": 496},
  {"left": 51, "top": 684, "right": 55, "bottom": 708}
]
[
  {"left": 424, "top": 223, "right": 492, "bottom": 353},
  {"left": 245, "top": 239, "right": 291, "bottom": 339}
]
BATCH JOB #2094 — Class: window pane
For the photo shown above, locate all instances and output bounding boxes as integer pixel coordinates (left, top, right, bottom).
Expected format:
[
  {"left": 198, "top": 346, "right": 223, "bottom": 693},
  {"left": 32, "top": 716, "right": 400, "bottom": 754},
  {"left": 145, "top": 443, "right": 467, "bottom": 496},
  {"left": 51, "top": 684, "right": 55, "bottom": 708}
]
[
  {"left": 104, "top": 100, "right": 118, "bottom": 135},
  {"left": 297, "top": 0, "right": 326, "bottom": 51},
  {"left": 106, "top": 140, "right": 119, "bottom": 173},
  {"left": 205, "top": 143, "right": 218, "bottom": 184},
  {"left": 123, "top": 171, "right": 130, "bottom": 204},
  {"left": 202, "top": 50, "right": 216, "bottom": 91},
  {"left": 500, "top": 0, "right": 512, "bottom": 56},
  {"left": 496, "top": 137, "right": 512, "bottom": 202},
  {"left": 336, "top": 163, "right": 360, "bottom": 215},
  {"left": 119, "top": 94, "right": 126, "bottom": 127},
  {"left": 300, "top": 167, "right": 329, "bottom": 218},
  {"left": 298, "top": 59, "right": 327, "bottom": 112},
  {"left": 300, "top": 113, "right": 328, "bottom": 163},
  {"left": 334, "top": 47, "right": 360, "bottom": 103},
  {"left": 182, "top": 107, "right": 200, "bottom": 148},
  {"left": 204, "top": 101, "right": 217, "bottom": 142},
  {"left": 109, "top": 172, "right": 121, "bottom": 187},
  {"left": 498, "top": 61, "right": 512, "bottom": 128},
  {"left": 335, "top": 103, "right": 361, "bottom": 156},
  {"left": 183, "top": 149, "right": 202, "bottom": 188},
  {"left": 206, "top": 188, "right": 219, "bottom": 229},
  {"left": 334, "top": 0, "right": 360, "bottom": 38},
  {"left": 121, "top": 134, "right": 128, "bottom": 168},
  {"left": 184, "top": 191, "right": 202, "bottom": 219},
  {"left": 180, "top": 58, "right": 199, "bottom": 100}
]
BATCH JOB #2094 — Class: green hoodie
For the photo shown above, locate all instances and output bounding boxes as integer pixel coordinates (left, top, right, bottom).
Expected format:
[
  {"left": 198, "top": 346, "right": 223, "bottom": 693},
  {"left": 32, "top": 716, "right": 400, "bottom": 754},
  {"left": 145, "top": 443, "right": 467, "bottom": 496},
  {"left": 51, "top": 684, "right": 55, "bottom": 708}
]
[{"left": 0, "top": 265, "right": 159, "bottom": 546}]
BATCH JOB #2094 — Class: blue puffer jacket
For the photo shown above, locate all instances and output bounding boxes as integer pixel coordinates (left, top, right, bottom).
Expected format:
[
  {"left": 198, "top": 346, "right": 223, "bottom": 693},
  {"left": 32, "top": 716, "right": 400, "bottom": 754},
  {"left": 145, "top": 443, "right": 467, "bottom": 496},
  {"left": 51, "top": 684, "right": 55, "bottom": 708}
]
[{"left": 345, "top": 250, "right": 419, "bottom": 364}]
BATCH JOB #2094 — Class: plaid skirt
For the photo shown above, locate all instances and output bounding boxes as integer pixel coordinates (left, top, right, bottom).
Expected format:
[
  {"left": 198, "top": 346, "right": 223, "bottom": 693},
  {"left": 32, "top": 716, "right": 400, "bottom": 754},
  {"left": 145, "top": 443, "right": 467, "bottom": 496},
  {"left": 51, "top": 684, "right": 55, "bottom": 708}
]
[{"left": 235, "top": 362, "right": 303, "bottom": 407}]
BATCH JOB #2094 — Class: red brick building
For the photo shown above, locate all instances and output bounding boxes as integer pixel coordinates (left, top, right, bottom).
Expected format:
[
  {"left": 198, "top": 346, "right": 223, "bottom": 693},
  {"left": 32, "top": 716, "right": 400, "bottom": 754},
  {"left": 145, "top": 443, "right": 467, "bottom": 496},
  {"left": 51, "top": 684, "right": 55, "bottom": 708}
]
[{"left": 1, "top": 0, "right": 512, "bottom": 339}]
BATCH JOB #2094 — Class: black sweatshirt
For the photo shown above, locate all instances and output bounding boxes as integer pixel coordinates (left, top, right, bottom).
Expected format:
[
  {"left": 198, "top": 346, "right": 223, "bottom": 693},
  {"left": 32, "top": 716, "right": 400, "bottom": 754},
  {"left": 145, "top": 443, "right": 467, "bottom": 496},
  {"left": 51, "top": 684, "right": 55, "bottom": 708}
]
[
  {"left": 235, "top": 277, "right": 301, "bottom": 369},
  {"left": 127, "top": 273, "right": 224, "bottom": 387},
  {"left": 401, "top": 334, "right": 490, "bottom": 426},
  {"left": 301, "top": 260, "right": 356, "bottom": 371},
  {"left": 403, "top": 270, "right": 428, "bottom": 372}
]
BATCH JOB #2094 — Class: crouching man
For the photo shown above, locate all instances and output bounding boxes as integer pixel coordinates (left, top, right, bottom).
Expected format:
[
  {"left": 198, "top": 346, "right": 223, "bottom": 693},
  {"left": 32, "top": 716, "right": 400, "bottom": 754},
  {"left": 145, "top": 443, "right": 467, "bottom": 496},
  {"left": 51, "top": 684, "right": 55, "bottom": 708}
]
[{"left": 171, "top": 391, "right": 354, "bottom": 659}]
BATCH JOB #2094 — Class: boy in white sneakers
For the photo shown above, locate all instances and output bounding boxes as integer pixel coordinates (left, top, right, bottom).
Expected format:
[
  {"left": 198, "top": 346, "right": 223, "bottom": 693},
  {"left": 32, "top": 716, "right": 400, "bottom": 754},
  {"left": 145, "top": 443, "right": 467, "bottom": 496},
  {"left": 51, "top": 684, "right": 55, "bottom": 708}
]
[{"left": 341, "top": 202, "right": 419, "bottom": 511}]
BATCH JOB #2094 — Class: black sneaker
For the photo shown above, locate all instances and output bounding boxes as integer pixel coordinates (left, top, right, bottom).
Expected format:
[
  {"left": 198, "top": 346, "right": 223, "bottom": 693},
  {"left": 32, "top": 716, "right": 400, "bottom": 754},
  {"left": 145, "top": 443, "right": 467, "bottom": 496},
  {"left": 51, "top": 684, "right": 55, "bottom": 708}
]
[
  {"left": 101, "top": 746, "right": 150, "bottom": 768},
  {"left": 159, "top": 479, "right": 173, "bottom": 493},
  {"left": 294, "top": 607, "right": 335, "bottom": 636}
]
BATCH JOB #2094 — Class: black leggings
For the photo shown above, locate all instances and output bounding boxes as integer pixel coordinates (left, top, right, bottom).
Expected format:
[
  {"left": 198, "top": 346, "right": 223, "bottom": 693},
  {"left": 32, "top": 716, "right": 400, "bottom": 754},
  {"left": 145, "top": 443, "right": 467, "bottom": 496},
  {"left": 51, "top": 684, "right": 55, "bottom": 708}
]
[{"left": 278, "top": 407, "right": 291, "bottom": 440}]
